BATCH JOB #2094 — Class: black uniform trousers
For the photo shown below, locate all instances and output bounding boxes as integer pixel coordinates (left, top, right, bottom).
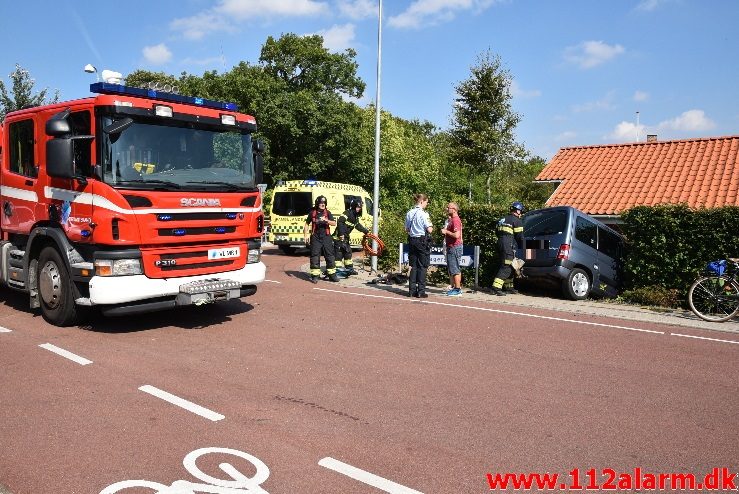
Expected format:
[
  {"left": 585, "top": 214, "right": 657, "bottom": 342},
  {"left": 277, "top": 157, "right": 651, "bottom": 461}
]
[
  {"left": 408, "top": 235, "right": 431, "bottom": 295},
  {"left": 493, "top": 236, "right": 515, "bottom": 289},
  {"left": 333, "top": 237, "right": 354, "bottom": 268},
  {"left": 309, "top": 233, "right": 336, "bottom": 276}
]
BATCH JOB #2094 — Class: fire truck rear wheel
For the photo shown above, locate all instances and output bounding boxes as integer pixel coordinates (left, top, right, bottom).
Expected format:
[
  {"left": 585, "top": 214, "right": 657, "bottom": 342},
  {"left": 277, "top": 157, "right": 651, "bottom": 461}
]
[{"left": 37, "top": 246, "right": 79, "bottom": 327}]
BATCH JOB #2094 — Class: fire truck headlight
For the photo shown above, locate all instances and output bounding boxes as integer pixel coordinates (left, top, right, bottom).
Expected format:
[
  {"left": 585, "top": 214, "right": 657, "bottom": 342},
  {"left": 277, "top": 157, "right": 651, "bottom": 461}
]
[
  {"left": 94, "top": 259, "right": 143, "bottom": 276},
  {"left": 220, "top": 114, "right": 236, "bottom": 125},
  {"left": 154, "top": 105, "right": 173, "bottom": 117},
  {"left": 247, "top": 249, "right": 260, "bottom": 264}
]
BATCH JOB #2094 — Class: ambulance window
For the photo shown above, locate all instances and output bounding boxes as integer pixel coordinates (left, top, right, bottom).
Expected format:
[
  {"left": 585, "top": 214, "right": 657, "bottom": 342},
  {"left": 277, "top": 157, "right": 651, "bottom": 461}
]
[
  {"left": 8, "top": 119, "right": 35, "bottom": 177},
  {"left": 272, "top": 191, "right": 312, "bottom": 216},
  {"left": 364, "top": 197, "right": 374, "bottom": 215},
  {"left": 69, "top": 111, "right": 92, "bottom": 176},
  {"left": 344, "top": 194, "right": 361, "bottom": 210}
]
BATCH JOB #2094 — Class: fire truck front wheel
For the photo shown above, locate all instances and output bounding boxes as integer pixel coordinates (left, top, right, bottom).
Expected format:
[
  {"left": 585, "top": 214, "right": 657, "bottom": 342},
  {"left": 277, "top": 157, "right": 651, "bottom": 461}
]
[{"left": 37, "top": 246, "right": 80, "bottom": 327}]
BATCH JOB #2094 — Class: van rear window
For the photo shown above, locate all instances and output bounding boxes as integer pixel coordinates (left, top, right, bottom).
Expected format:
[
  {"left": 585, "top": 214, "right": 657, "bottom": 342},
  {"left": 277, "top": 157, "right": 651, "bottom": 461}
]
[
  {"left": 523, "top": 210, "right": 567, "bottom": 237},
  {"left": 272, "top": 192, "right": 312, "bottom": 216}
]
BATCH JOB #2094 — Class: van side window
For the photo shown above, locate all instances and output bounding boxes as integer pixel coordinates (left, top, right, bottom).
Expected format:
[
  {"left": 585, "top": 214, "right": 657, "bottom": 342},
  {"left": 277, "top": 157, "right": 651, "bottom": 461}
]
[
  {"left": 597, "top": 227, "right": 621, "bottom": 258},
  {"left": 8, "top": 119, "right": 36, "bottom": 177},
  {"left": 575, "top": 216, "right": 597, "bottom": 247},
  {"left": 70, "top": 111, "right": 92, "bottom": 177}
]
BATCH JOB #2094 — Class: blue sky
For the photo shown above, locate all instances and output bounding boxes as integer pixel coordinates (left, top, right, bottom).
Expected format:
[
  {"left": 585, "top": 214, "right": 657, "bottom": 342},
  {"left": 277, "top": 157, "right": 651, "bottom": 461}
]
[{"left": 1, "top": 0, "right": 738, "bottom": 159}]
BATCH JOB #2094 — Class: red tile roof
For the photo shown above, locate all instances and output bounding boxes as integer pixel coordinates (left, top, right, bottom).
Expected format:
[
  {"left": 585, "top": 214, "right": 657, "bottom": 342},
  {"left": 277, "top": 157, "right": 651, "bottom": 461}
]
[{"left": 536, "top": 135, "right": 739, "bottom": 215}]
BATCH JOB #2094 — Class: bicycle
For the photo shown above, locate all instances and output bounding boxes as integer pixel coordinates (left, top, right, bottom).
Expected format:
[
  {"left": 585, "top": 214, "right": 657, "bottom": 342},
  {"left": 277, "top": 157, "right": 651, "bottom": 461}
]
[{"left": 687, "top": 258, "right": 739, "bottom": 322}]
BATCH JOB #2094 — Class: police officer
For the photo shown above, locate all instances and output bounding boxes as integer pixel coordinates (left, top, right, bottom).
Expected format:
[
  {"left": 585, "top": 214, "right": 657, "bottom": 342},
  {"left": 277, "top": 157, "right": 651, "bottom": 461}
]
[
  {"left": 333, "top": 199, "right": 369, "bottom": 275},
  {"left": 492, "top": 201, "right": 525, "bottom": 296},
  {"left": 304, "top": 195, "right": 339, "bottom": 283}
]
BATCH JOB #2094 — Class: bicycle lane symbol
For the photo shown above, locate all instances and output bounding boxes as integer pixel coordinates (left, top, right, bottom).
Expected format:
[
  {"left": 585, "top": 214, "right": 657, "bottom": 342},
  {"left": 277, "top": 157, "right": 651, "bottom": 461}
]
[{"left": 99, "top": 447, "right": 270, "bottom": 493}]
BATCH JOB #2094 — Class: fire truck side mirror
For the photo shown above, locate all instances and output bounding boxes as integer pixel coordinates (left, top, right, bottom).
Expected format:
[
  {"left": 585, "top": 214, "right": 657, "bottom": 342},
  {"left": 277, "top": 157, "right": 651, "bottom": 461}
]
[
  {"left": 46, "top": 109, "right": 72, "bottom": 137},
  {"left": 253, "top": 139, "right": 264, "bottom": 185},
  {"left": 46, "top": 138, "right": 76, "bottom": 179}
]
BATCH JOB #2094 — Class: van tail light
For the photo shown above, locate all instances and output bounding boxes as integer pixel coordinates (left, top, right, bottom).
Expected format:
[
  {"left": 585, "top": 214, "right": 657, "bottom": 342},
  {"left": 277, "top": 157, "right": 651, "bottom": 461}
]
[{"left": 557, "top": 243, "right": 571, "bottom": 260}]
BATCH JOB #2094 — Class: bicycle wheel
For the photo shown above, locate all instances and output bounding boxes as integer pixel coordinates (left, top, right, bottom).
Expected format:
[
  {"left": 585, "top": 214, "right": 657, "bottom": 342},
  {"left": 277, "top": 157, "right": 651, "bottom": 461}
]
[{"left": 687, "top": 275, "right": 739, "bottom": 322}]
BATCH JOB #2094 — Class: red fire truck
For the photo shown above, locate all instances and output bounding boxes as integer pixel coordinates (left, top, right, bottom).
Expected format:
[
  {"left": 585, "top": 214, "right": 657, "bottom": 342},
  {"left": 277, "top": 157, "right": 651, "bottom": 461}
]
[{"left": 0, "top": 81, "right": 266, "bottom": 326}]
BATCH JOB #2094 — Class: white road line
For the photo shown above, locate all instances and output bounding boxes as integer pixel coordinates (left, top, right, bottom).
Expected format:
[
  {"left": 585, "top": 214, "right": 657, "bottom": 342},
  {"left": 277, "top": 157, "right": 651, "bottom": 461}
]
[
  {"left": 139, "top": 385, "right": 224, "bottom": 422},
  {"left": 0, "top": 326, "right": 11, "bottom": 333},
  {"left": 319, "top": 457, "right": 424, "bottom": 494},
  {"left": 670, "top": 332, "right": 739, "bottom": 345},
  {"left": 38, "top": 343, "right": 93, "bottom": 365},
  {"left": 264, "top": 279, "right": 282, "bottom": 283},
  {"left": 314, "top": 287, "right": 665, "bottom": 335}
]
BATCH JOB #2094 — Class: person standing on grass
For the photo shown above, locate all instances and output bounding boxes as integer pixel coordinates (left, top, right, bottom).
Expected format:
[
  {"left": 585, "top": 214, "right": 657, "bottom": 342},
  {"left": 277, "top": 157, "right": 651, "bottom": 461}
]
[{"left": 441, "top": 202, "right": 463, "bottom": 297}]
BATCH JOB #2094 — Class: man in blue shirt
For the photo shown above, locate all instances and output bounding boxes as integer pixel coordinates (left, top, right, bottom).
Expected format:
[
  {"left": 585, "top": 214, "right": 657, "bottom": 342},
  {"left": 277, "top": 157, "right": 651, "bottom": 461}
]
[{"left": 404, "top": 193, "right": 433, "bottom": 298}]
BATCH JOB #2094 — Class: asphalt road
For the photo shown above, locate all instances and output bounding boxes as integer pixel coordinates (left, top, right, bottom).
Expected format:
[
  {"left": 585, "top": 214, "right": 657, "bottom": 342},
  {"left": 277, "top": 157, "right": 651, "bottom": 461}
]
[{"left": 1, "top": 247, "right": 738, "bottom": 493}]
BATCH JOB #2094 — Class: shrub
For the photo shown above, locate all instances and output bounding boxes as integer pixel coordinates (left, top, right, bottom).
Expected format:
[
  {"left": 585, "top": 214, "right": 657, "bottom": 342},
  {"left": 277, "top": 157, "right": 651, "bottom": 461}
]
[{"left": 619, "top": 285, "right": 682, "bottom": 308}]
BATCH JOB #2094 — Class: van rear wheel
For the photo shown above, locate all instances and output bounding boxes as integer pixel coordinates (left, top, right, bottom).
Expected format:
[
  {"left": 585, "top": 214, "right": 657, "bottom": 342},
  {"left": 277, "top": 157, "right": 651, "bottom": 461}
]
[{"left": 563, "top": 268, "right": 590, "bottom": 300}]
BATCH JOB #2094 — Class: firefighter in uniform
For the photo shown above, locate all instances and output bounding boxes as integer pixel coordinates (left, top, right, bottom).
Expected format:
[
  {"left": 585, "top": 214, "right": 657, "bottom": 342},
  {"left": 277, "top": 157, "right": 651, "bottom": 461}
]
[
  {"left": 492, "top": 201, "right": 525, "bottom": 296},
  {"left": 333, "top": 199, "right": 369, "bottom": 275},
  {"left": 304, "top": 195, "right": 339, "bottom": 283}
]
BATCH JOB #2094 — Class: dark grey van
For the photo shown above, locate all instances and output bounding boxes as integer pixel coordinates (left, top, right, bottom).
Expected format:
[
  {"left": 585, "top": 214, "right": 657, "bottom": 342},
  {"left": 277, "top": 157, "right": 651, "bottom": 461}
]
[{"left": 517, "top": 206, "right": 624, "bottom": 300}]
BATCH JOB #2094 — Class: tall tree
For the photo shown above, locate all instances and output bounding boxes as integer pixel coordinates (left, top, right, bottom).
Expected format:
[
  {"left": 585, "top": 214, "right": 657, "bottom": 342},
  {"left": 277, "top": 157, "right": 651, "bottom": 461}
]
[
  {"left": 259, "top": 34, "right": 365, "bottom": 98},
  {"left": 0, "top": 64, "right": 59, "bottom": 118},
  {"left": 450, "top": 51, "right": 521, "bottom": 204}
]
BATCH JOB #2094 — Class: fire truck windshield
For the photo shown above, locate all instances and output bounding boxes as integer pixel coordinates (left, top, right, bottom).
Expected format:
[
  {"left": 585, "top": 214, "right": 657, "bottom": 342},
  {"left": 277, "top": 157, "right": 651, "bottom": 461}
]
[{"left": 99, "top": 117, "right": 256, "bottom": 191}]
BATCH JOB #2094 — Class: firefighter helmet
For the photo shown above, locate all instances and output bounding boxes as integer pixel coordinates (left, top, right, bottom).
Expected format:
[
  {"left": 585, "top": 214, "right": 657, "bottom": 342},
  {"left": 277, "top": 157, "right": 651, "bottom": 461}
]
[
  {"left": 350, "top": 198, "right": 363, "bottom": 209},
  {"left": 510, "top": 201, "right": 525, "bottom": 213},
  {"left": 315, "top": 195, "right": 327, "bottom": 207}
]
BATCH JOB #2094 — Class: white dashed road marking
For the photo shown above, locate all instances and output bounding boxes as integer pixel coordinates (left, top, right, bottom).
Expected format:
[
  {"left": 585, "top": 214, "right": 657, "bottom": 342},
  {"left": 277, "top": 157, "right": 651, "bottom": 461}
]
[
  {"left": 139, "top": 385, "right": 225, "bottom": 422},
  {"left": 670, "top": 332, "right": 739, "bottom": 345},
  {"left": 38, "top": 343, "right": 93, "bottom": 365},
  {"left": 314, "top": 287, "right": 665, "bottom": 335},
  {"left": 0, "top": 326, "right": 11, "bottom": 333},
  {"left": 264, "top": 279, "right": 281, "bottom": 283},
  {"left": 319, "top": 457, "right": 424, "bottom": 494}
]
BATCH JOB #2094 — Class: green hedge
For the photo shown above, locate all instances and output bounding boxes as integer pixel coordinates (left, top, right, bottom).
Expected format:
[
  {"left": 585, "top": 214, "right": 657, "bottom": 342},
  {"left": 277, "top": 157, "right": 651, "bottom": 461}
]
[{"left": 620, "top": 204, "right": 739, "bottom": 297}]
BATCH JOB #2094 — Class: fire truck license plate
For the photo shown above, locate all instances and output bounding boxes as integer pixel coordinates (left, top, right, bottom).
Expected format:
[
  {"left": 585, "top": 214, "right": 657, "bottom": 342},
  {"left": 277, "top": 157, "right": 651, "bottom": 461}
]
[{"left": 208, "top": 247, "right": 240, "bottom": 260}]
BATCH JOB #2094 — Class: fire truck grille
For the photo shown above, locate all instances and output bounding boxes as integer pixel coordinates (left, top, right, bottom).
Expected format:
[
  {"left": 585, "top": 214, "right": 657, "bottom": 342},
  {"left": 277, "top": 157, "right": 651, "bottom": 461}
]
[
  {"left": 159, "top": 260, "right": 233, "bottom": 272},
  {"left": 155, "top": 212, "right": 242, "bottom": 221},
  {"left": 159, "top": 226, "right": 237, "bottom": 236}
]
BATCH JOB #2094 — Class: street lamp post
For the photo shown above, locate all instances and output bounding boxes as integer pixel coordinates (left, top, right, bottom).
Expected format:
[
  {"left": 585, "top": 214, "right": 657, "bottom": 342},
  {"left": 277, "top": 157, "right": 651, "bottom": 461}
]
[{"left": 371, "top": 0, "right": 383, "bottom": 273}]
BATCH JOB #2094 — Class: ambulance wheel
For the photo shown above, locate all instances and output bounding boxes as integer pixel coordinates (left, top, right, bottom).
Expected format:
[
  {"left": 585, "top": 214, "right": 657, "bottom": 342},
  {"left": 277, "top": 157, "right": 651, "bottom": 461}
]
[
  {"left": 278, "top": 245, "right": 296, "bottom": 255},
  {"left": 37, "top": 246, "right": 79, "bottom": 327}
]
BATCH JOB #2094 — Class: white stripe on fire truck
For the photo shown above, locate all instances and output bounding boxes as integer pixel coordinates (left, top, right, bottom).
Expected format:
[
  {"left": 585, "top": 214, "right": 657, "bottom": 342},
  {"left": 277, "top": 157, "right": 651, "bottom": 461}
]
[
  {"left": 1, "top": 186, "right": 39, "bottom": 202},
  {"left": 43, "top": 187, "right": 261, "bottom": 215}
]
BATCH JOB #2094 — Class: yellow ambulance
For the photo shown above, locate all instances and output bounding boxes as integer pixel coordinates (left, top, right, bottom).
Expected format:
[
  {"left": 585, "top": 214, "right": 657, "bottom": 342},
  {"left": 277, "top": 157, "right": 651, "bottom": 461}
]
[{"left": 268, "top": 180, "right": 377, "bottom": 254}]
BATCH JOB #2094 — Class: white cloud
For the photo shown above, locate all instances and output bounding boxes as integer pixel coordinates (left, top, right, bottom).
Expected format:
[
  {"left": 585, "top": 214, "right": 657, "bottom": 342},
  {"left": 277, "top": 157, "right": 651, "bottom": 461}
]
[
  {"left": 658, "top": 109, "right": 716, "bottom": 132},
  {"left": 572, "top": 91, "right": 616, "bottom": 113},
  {"left": 314, "top": 24, "right": 356, "bottom": 52},
  {"left": 171, "top": 0, "right": 329, "bottom": 40},
  {"left": 388, "top": 0, "right": 499, "bottom": 29},
  {"left": 633, "top": 90, "right": 649, "bottom": 102},
  {"left": 510, "top": 80, "right": 541, "bottom": 99},
  {"left": 142, "top": 43, "right": 173, "bottom": 65},
  {"left": 338, "top": 0, "right": 377, "bottom": 19},
  {"left": 635, "top": 0, "right": 673, "bottom": 12},
  {"left": 555, "top": 131, "right": 577, "bottom": 142},
  {"left": 609, "top": 121, "right": 646, "bottom": 142},
  {"left": 218, "top": 0, "right": 328, "bottom": 19},
  {"left": 563, "top": 40, "right": 625, "bottom": 69}
]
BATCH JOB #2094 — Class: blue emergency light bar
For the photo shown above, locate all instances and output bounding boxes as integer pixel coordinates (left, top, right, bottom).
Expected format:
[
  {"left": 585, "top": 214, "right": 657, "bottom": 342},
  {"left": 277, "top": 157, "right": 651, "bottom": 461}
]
[{"left": 90, "top": 82, "right": 238, "bottom": 111}]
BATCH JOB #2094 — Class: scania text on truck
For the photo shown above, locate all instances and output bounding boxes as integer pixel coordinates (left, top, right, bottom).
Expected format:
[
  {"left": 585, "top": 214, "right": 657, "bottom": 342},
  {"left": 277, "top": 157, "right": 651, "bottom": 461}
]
[{"left": 0, "top": 79, "right": 266, "bottom": 326}]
